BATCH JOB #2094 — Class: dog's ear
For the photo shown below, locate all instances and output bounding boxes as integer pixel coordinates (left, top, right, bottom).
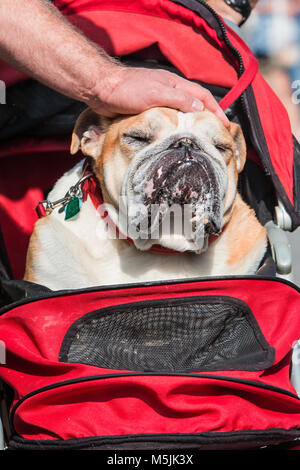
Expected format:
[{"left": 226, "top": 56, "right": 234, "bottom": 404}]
[
  {"left": 229, "top": 122, "right": 247, "bottom": 173},
  {"left": 70, "top": 108, "right": 110, "bottom": 159}
]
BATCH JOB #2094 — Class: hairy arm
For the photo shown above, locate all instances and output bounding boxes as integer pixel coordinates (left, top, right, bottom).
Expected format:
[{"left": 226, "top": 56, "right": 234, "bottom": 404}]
[
  {"left": 0, "top": 0, "right": 229, "bottom": 125},
  {"left": 0, "top": 0, "right": 117, "bottom": 105}
]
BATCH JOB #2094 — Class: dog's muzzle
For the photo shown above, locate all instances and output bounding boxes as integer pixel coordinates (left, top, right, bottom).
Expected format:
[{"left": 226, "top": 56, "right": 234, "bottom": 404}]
[{"left": 122, "top": 137, "right": 227, "bottom": 248}]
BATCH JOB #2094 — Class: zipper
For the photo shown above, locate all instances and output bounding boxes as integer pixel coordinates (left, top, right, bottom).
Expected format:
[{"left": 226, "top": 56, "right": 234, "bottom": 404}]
[
  {"left": 199, "top": 1, "right": 245, "bottom": 76},
  {"left": 172, "top": 0, "right": 245, "bottom": 76},
  {"left": 9, "top": 372, "right": 300, "bottom": 436}
]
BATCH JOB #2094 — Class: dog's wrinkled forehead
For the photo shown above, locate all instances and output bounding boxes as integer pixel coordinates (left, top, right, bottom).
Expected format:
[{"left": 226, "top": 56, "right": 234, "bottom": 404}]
[
  {"left": 70, "top": 107, "right": 240, "bottom": 165},
  {"left": 114, "top": 108, "right": 230, "bottom": 150}
]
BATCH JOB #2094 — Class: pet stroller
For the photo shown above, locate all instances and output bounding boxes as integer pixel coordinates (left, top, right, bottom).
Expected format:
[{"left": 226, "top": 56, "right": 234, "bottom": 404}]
[{"left": 0, "top": 0, "right": 300, "bottom": 451}]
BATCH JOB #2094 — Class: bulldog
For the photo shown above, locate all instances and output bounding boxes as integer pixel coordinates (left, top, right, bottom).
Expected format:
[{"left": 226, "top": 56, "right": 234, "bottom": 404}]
[{"left": 24, "top": 107, "right": 267, "bottom": 290}]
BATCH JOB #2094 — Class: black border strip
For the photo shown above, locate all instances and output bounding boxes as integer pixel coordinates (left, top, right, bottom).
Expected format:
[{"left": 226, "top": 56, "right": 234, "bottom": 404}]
[
  {"left": 7, "top": 429, "right": 300, "bottom": 451},
  {"left": 0, "top": 275, "right": 299, "bottom": 316},
  {"left": 59, "top": 295, "right": 275, "bottom": 373}
]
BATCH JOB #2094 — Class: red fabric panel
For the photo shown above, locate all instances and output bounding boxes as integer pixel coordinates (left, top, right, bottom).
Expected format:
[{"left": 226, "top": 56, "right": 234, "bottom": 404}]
[
  {"left": 0, "top": 278, "right": 299, "bottom": 440},
  {"left": 13, "top": 375, "right": 300, "bottom": 440},
  {"left": 251, "top": 73, "right": 294, "bottom": 205},
  {"left": 66, "top": 10, "right": 238, "bottom": 87},
  {"left": 1, "top": 0, "right": 238, "bottom": 87},
  {"left": 0, "top": 138, "right": 79, "bottom": 278}
]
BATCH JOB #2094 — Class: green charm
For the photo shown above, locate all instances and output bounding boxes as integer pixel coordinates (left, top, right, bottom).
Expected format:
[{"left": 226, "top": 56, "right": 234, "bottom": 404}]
[{"left": 64, "top": 196, "right": 81, "bottom": 220}]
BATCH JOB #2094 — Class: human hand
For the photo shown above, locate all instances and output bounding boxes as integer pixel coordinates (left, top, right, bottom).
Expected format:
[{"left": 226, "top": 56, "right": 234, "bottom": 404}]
[
  {"left": 88, "top": 64, "right": 230, "bottom": 128},
  {"left": 0, "top": 0, "right": 229, "bottom": 128}
]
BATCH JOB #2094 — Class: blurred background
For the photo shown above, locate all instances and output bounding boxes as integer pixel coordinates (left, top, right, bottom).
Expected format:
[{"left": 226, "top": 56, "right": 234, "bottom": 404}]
[{"left": 243, "top": 0, "right": 300, "bottom": 285}]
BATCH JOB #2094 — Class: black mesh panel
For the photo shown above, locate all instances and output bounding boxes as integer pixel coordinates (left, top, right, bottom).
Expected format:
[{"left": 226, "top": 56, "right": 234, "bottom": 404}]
[{"left": 59, "top": 296, "right": 274, "bottom": 372}]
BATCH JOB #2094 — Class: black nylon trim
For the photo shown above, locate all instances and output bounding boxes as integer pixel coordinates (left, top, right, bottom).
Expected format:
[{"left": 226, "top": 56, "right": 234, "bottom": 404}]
[
  {"left": 7, "top": 429, "right": 300, "bottom": 451},
  {"left": 0, "top": 275, "right": 299, "bottom": 316}
]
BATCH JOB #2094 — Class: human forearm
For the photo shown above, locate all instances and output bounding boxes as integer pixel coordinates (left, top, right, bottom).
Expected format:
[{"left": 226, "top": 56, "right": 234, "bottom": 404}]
[
  {"left": 0, "top": 0, "right": 118, "bottom": 105},
  {"left": 0, "top": 0, "right": 229, "bottom": 125}
]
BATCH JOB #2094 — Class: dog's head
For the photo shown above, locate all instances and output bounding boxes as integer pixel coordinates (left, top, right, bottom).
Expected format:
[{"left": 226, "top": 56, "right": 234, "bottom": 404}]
[{"left": 71, "top": 107, "right": 246, "bottom": 252}]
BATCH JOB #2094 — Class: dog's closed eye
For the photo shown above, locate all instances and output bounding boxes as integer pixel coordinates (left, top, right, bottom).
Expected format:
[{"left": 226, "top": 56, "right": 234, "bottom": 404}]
[
  {"left": 216, "top": 147, "right": 232, "bottom": 158},
  {"left": 122, "top": 131, "right": 152, "bottom": 147},
  {"left": 213, "top": 142, "right": 232, "bottom": 153}
]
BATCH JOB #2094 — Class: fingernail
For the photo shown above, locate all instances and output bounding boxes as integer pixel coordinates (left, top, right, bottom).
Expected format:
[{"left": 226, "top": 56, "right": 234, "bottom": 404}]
[{"left": 191, "top": 99, "right": 204, "bottom": 112}]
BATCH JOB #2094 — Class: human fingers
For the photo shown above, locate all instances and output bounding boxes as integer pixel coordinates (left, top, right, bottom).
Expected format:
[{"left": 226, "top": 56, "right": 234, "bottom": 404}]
[
  {"left": 170, "top": 75, "right": 230, "bottom": 127},
  {"left": 91, "top": 69, "right": 206, "bottom": 116},
  {"left": 143, "top": 82, "right": 207, "bottom": 114},
  {"left": 150, "top": 70, "right": 229, "bottom": 127}
]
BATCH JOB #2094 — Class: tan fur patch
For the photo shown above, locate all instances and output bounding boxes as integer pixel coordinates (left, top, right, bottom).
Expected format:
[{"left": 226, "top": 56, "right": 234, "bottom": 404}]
[
  {"left": 226, "top": 194, "right": 266, "bottom": 266},
  {"left": 157, "top": 107, "right": 178, "bottom": 126}
]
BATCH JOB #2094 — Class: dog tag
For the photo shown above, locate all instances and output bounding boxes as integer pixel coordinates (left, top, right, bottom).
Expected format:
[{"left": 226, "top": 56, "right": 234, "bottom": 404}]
[{"left": 64, "top": 196, "right": 82, "bottom": 220}]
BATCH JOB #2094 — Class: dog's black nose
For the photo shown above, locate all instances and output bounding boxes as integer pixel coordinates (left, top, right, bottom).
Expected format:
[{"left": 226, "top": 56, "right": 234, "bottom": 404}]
[
  {"left": 169, "top": 138, "right": 199, "bottom": 160},
  {"left": 170, "top": 138, "right": 198, "bottom": 150}
]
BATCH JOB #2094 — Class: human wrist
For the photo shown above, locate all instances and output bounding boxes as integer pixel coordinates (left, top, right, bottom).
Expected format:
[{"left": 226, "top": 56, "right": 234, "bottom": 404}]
[{"left": 84, "top": 56, "right": 125, "bottom": 112}]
